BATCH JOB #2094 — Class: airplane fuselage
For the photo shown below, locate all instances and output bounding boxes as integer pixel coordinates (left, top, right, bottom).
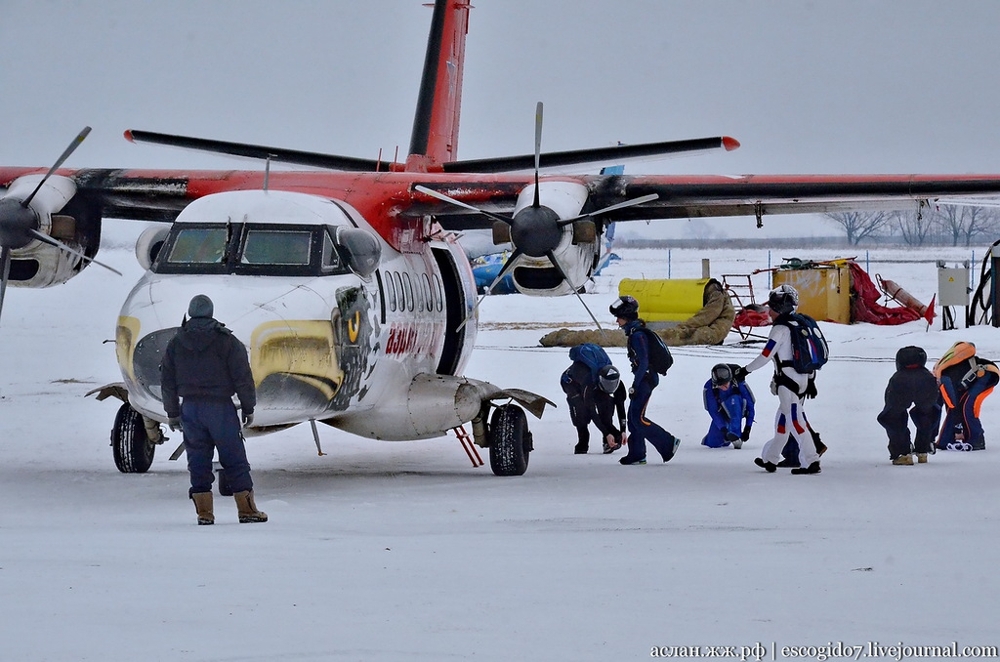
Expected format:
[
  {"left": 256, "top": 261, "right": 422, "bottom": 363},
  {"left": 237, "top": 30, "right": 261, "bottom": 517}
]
[{"left": 117, "top": 189, "right": 480, "bottom": 440}]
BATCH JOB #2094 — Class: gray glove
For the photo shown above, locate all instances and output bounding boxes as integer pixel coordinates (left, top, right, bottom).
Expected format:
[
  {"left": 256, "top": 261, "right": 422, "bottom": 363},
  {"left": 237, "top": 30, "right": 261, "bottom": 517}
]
[
  {"left": 167, "top": 417, "right": 182, "bottom": 432},
  {"left": 242, "top": 411, "right": 254, "bottom": 428}
]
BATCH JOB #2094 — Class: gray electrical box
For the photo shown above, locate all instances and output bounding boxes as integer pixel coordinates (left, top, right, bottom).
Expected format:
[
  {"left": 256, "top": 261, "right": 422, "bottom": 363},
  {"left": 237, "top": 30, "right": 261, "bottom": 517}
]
[{"left": 938, "top": 265, "right": 969, "bottom": 307}]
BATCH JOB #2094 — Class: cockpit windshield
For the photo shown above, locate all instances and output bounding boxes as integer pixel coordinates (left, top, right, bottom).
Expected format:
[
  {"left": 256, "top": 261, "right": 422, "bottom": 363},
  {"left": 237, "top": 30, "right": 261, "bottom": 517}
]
[
  {"left": 153, "top": 223, "right": 379, "bottom": 278},
  {"left": 241, "top": 230, "right": 313, "bottom": 266},
  {"left": 164, "top": 227, "right": 228, "bottom": 265}
]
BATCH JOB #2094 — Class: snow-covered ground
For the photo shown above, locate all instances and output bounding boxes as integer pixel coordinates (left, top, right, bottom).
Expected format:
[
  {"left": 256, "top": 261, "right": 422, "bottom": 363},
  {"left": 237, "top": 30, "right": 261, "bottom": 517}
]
[{"left": 2, "top": 240, "right": 999, "bottom": 661}]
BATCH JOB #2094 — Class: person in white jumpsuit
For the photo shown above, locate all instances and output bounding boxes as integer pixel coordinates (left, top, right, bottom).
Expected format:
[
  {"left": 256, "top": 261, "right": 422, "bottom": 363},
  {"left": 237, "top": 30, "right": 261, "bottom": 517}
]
[{"left": 735, "top": 285, "right": 821, "bottom": 475}]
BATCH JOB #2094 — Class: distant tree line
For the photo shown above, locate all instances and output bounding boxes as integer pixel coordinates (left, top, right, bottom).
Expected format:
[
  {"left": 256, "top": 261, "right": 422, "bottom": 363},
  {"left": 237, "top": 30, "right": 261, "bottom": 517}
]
[{"left": 824, "top": 204, "right": 1000, "bottom": 247}]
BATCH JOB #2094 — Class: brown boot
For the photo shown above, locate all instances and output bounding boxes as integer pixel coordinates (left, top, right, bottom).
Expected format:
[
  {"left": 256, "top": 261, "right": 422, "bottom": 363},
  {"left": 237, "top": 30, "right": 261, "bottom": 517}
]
[
  {"left": 191, "top": 491, "right": 214, "bottom": 525},
  {"left": 234, "top": 490, "right": 268, "bottom": 523}
]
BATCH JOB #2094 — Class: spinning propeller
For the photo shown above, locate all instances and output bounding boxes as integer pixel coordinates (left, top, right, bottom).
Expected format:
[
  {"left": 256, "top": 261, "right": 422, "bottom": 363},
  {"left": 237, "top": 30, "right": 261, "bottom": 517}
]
[
  {"left": 0, "top": 127, "right": 122, "bottom": 324},
  {"left": 417, "top": 102, "right": 657, "bottom": 330}
]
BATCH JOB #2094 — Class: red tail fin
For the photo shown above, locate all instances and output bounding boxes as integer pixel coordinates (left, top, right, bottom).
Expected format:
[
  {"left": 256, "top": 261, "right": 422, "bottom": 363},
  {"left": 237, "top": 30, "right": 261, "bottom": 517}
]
[{"left": 406, "top": 0, "right": 471, "bottom": 171}]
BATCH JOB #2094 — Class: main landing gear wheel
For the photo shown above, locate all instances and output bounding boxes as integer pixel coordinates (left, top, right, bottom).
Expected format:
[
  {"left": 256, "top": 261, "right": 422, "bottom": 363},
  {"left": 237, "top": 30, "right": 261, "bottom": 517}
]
[
  {"left": 488, "top": 404, "right": 532, "bottom": 476},
  {"left": 112, "top": 402, "right": 155, "bottom": 473}
]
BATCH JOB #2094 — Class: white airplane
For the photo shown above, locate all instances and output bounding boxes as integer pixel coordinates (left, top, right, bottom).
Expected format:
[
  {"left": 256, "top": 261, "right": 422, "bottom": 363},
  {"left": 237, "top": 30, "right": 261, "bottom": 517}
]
[{"left": 5, "top": 0, "right": 1000, "bottom": 478}]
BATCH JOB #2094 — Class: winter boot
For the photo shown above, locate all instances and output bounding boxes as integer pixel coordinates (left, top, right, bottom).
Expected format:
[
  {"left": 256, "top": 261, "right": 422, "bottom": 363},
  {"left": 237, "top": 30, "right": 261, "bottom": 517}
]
[
  {"left": 191, "top": 491, "right": 214, "bottom": 525},
  {"left": 916, "top": 453, "right": 928, "bottom": 464},
  {"left": 791, "top": 461, "right": 821, "bottom": 475},
  {"left": 234, "top": 490, "right": 268, "bottom": 523},
  {"left": 892, "top": 454, "right": 914, "bottom": 466},
  {"left": 811, "top": 430, "right": 827, "bottom": 456},
  {"left": 754, "top": 457, "right": 777, "bottom": 473}
]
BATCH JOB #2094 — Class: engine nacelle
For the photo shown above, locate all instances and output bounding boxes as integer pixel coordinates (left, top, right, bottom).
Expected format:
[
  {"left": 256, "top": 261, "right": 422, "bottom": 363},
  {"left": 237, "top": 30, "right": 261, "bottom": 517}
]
[
  {"left": 326, "top": 373, "right": 490, "bottom": 440},
  {"left": 509, "top": 181, "right": 600, "bottom": 296},
  {"left": 135, "top": 225, "right": 170, "bottom": 271},
  {"left": 1, "top": 175, "right": 102, "bottom": 288}
]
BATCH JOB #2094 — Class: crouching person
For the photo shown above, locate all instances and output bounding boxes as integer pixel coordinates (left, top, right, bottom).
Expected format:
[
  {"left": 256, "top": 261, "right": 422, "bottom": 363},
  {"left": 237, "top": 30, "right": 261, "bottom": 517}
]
[
  {"left": 160, "top": 295, "right": 267, "bottom": 525},
  {"left": 877, "top": 346, "right": 942, "bottom": 465},
  {"left": 702, "top": 363, "right": 755, "bottom": 449},
  {"left": 560, "top": 345, "right": 628, "bottom": 454},
  {"left": 934, "top": 341, "right": 999, "bottom": 451}
]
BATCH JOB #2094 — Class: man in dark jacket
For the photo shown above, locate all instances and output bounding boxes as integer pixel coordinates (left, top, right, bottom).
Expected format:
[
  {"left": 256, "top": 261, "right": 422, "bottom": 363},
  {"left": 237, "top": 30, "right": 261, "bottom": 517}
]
[
  {"left": 160, "top": 294, "right": 266, "bottom": 525},
  {"left": 877, "top": 346, "right": 941, "bottom": 464}
]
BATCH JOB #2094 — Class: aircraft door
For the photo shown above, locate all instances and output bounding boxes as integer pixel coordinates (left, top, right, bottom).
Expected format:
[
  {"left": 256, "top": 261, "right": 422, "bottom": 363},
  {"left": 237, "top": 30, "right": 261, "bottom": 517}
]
[{"left": 431, "top": 245, "right": 476, "bottom": 376}]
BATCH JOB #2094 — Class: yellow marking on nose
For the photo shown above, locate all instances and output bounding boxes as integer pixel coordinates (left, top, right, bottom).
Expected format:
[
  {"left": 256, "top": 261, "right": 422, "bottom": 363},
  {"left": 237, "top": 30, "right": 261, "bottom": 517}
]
[{"left": 348, "top": 311, "right": 360, "bottom": 343}]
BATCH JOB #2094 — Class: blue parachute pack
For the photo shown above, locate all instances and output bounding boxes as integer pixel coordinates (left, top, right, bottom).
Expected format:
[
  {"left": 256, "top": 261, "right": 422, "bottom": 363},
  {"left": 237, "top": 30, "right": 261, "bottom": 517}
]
[
  {"left": 775, "top": 312, "right": 829, "bottom": 373},
  {"left": 569, "top": 343, "right": 612, "bottom": 381}
]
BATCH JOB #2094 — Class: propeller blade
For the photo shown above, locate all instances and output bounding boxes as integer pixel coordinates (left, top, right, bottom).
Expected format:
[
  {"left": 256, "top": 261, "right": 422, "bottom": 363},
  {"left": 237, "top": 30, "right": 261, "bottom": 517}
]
[
  {"left": 0, "top": 246, "right": 11, "bottom": 324},
  {"left": 457, "top": 247, "right": 524, "bottom": 332},
  {"left": 21, "top": 127, "right": 91, "bottom": 209},
  {"left": 545, "top": 250, "right": 602, "bottom": 330},
  {"left": 28, "top": 229, "right": 123, "bottom": 276},
  {"left": 557, "top": 193, "right": 660, "bottom": 227},
  {"left": 533, "top": 102, "right": 542, "bottom": 208},
  {"left": 414, "top": 185, "right": 513, "bottom": 226}
]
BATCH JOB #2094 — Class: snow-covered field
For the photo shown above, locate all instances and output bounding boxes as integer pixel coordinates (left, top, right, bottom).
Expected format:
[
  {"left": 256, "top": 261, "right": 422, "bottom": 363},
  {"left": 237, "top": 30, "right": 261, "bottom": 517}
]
[{"left": 2, "top": 240, "right": 999, "bottom": 661}]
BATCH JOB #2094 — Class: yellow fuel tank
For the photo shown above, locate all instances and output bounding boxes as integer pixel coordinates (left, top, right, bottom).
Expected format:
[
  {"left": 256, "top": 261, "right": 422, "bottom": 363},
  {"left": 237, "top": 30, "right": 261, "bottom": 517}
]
[{"left": 618, "top": 278, "right": 708, "bottom": 323}]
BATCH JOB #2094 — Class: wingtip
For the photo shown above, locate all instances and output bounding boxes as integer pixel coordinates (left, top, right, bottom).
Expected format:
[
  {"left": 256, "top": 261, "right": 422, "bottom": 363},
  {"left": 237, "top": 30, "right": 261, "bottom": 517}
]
[
  {"left": 123, "top": 130, "right": 134, "bottom": 143},
  {"left": 722, "top": 136, "right": 740, "bottom": 151}
]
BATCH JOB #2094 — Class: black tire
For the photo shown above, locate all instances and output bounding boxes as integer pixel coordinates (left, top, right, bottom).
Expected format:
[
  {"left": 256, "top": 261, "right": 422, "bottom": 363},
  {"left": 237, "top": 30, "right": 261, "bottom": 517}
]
[
  {"left": 112, "top": 402, "right": 156, "bottom": 473},
  {"left": 488, "top": 404, "right": 531, "bottom": 476}
]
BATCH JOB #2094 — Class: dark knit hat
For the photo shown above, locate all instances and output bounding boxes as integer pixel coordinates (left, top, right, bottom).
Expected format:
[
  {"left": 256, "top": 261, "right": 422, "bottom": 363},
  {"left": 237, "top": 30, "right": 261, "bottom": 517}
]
[{"left": 187, "top": 294, "right": 214, "bottom": 319}]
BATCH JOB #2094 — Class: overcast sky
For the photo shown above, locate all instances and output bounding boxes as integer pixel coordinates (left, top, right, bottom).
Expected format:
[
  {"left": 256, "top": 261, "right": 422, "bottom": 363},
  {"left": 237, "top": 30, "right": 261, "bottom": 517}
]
[{"left": 4, "top": 1, "right": 1000, "bottom": 238}]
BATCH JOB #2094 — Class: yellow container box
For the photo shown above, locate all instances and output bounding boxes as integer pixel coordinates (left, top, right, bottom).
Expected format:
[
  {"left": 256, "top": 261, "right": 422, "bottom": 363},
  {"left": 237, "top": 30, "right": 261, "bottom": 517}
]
[{"left": 772, "top": 263, "right": 851, "bottom": 324}]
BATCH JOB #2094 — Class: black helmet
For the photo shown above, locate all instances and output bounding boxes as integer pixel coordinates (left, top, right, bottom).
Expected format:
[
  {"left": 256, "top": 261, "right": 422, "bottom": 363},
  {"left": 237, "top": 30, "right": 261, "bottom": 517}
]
[
  {"left": 598, "top": 364, "right": 621, "bottom": 394},
  {"left": 609, "top": 295, "right": 639, "bottom": 321},
  {"left": 710, "top": 363, "right": 733, "bottom": 386},
  {"left": 767, "top": 284, "right": 799, "bottom": 315}
]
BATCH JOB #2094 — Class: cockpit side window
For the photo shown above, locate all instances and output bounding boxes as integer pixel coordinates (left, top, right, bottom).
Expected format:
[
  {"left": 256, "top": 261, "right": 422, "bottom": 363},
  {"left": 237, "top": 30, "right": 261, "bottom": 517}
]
[{"left": 321, "top": 228, "right": 342, "bottom": 273}]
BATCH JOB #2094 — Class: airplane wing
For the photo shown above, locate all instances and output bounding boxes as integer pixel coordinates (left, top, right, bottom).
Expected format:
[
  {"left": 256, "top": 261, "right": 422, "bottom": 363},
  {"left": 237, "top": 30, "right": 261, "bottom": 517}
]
[
  {"left": 5, "top": 166, "right": 1000, "bottom": 227},
  {"left": 412, "top": 172, "right": 1000, "bottom": 230}
]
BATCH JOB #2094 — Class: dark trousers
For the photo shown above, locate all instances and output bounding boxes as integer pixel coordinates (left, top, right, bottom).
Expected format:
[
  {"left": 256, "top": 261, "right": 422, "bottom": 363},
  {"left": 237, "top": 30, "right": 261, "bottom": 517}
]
[
  {"left": 623, "top": 378, "right": 676, "bottom": 462},
  {"left": 181, "top": 400, "right": 253, "bottom": 495},
  {"left": 878, "top": 404, "right": 941, "bottom": 458},
  {"left": 567, "top": 391, "right": 622, "bottom": 450}
]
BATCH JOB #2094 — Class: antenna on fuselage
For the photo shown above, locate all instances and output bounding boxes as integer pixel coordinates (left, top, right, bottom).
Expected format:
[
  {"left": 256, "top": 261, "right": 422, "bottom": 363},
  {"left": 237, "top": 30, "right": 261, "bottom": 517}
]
[{"left": 263, "top": 156, "right": 272, "bottom": 191}]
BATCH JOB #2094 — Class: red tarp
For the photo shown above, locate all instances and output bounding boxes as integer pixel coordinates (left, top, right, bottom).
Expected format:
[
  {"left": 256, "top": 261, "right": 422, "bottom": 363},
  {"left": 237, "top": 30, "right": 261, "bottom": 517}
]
[
  {"left": 848, "top": 262, "right": 920, "bottom": 325},
  {"left": 732, "top": 262, "right": 923, "bottom": 330}
]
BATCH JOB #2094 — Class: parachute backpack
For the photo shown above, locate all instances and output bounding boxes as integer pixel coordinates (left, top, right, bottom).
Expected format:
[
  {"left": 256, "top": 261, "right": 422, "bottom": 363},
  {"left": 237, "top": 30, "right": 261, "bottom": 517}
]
[
  {"left": 569, "top": 343, "right": 612, "bottom": 381},
  {"left": 775, "top": 312, "right": 829, "bottom": 373},
  {"left": 933, "top": 341, "right": 977, "bottom": 379},
  {"left": 636, "top": 327, "right": 673, "bottom": 375}
]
